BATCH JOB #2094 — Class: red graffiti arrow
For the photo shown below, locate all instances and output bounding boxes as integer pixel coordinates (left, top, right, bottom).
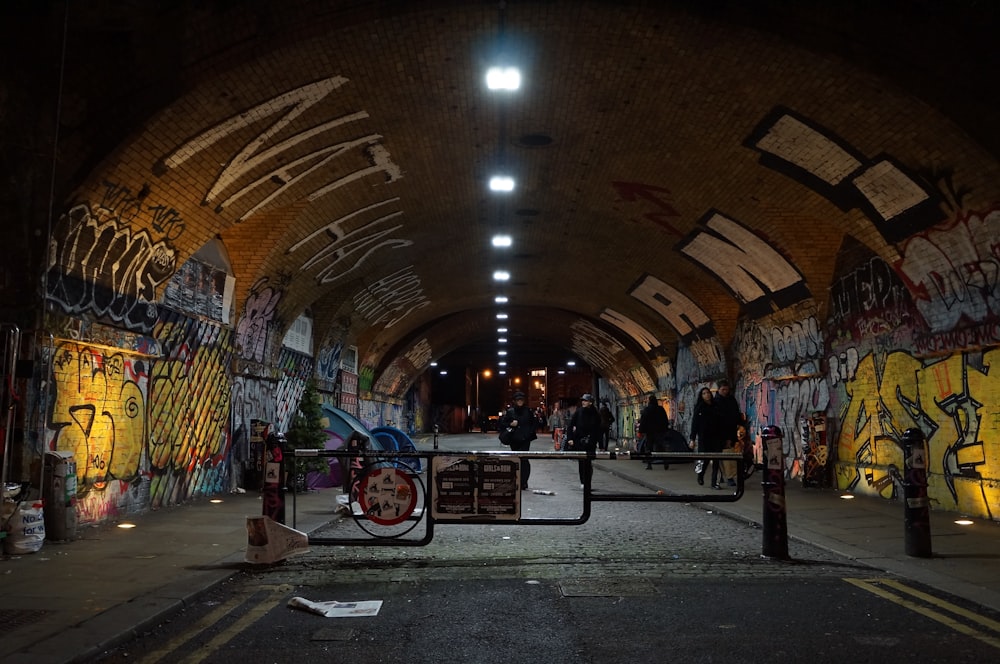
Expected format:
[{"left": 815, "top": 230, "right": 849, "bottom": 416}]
[{"left": 612, "top": 181, "right": 683, "bottom": 236}]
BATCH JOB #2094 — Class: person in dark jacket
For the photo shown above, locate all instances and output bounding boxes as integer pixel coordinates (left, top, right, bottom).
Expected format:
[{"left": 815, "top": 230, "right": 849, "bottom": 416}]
[
  {"left": 568, "top": 393, "right": 602, "bottom": 488},
  {"left": 714, "top": 379, "right": 744, "bottom": 486},
  {"left": 500, "top": 391, "right": 538, "bottom": 490},
  {"left": 689, "top": 386, "right": 725, "bottom": 488},
  {"left": 638, "top": 394, "right": 671, "bottom": 470},
  {"left": 598, "top": 402, "right": 613, "bottom": 450}
]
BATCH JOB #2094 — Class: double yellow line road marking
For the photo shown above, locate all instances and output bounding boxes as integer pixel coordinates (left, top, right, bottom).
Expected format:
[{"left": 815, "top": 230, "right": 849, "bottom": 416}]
[
  {"left": 138, "top": 584, "right": 292, "bottom": 664},
  {"left": 845, "top": 577, "right": 1000, "bottom": 650}
]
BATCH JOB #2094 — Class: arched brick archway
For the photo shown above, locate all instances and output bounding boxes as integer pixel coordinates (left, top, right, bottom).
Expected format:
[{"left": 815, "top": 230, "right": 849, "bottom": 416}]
[{"left": 2, "top": 1, "right": 998, "bottom": 520}]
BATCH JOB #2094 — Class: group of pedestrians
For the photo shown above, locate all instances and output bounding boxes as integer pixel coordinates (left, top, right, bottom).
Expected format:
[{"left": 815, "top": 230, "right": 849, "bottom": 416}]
[
  {"left": 501, "top": 381, "right": 744, "bottom": 492},
  {"left": 501, "top": 391, "right": 609, "bottom": 490},
  {"left": 689, "top": 380, "right": 744, "bottom": 489}
]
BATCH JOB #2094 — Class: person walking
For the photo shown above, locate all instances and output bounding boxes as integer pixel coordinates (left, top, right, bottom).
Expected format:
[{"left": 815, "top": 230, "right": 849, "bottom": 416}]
[
  {"left": 714, "top": 379, "right": 744, "bottom": 486},
  {"left": 500, "top": 391, "right": 538, "bottom": 490},
  {"left": 689, "top": 386, "right": 725, "bottom": 488},
  {"left": 637, "top": 394, "right": 671, "bottom": 470},
  {"left": 568, "top": 393, "right": 602, "bottom": 488},
  {"left": 598, "top": 401, "right": 613, "bottom": 451}
]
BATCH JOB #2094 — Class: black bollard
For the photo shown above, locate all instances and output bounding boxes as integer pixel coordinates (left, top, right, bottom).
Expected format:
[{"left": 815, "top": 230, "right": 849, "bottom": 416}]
[
  {"left": 901, "top": 427, "right": 932, "bottom": 558},
  {"left": 262, "top": 431, "right": 287, "bottom": 524},
  {"left": 760, "top": 425, "right": 789, "bottom": 559}
]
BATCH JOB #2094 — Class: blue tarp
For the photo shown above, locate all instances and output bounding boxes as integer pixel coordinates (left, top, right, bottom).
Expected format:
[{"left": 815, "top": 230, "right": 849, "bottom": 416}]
[{"left": 370, "top": 425, "right": 422, "bottom": 472}]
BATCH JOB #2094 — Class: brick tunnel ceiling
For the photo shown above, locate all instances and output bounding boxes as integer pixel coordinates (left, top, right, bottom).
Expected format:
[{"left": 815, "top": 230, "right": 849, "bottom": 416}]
[{"left": 32, "top": 0, "right": 1000, "bottom": 398}]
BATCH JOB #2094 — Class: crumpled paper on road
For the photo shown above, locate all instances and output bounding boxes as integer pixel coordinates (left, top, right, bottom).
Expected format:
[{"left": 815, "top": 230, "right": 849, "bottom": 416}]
[{"left": 287, "top": 596, "right": 383, "bottom": 617}]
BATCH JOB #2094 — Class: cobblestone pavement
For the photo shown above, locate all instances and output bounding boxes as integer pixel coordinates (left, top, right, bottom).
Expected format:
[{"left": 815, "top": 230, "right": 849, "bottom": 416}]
[{"left": 274, "top": 458, "right": 868, "bottom": 587}]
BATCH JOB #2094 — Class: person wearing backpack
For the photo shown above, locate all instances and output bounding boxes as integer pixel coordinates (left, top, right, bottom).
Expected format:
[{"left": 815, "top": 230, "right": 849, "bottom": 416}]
[{"left": 500, "top": 391, "right": 538, "bottom": 490}]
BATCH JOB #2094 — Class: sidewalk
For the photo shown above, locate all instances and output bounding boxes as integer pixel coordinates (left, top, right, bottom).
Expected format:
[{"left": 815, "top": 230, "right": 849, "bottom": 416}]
[
  {"left": 2, "top": 447, "right": 999, "bottom": 664},
  {"left": 1, "top": 489, "right": 342, "bottom": 664},
  {"left": 596, "top": 453, "right": 1000, "bottom": 615}
]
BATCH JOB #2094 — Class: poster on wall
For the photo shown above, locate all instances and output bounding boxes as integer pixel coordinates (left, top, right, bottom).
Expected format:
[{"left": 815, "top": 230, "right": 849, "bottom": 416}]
[
  {"left": 338, "top": 371, "right": 359, "bottom": 416},
  {"left": 430, "top": 456, "right": 520, "bottom": 521}
]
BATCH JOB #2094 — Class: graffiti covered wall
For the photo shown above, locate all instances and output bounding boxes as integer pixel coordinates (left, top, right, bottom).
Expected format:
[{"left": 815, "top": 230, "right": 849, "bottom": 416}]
[
  {"left": 827, "top": 228, "right": 1000, "bottom": 520},
  {"left": 47, "top": 340, "right": 150, "bottom": 523},
  {"left": 730, "top": 305, "right": 828, "bottom": 481}
]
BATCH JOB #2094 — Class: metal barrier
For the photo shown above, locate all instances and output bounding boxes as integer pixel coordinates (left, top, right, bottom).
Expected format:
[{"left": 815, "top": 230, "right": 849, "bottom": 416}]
[{"left": 288, "top": 448, "right": 749, "bottom": 547}]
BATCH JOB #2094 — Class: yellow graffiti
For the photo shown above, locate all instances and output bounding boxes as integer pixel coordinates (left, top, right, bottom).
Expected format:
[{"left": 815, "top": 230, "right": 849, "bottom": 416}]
[
  {"left": 49, "top": 342, "right": 146, "bottom": 490},
  {"left": 837, "top": 348, "right": 1000, "bottom": 519},
  {"left": 148, "top": 336, "right": 232, "bottom": 472}
]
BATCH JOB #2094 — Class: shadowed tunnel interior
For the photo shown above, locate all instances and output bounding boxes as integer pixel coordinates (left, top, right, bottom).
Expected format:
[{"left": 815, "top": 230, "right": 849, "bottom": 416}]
[{"left": 1, "top": 1, "right": 999, "bottom": 523}]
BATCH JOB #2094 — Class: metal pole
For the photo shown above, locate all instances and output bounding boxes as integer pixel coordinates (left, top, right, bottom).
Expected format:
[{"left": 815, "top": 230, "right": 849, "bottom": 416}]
[
  {"left": 760, "top": 425, "right": 789, "bottom": 560},
  {"left": 902, "top": 427, "right": 932, "bottom": 558}
]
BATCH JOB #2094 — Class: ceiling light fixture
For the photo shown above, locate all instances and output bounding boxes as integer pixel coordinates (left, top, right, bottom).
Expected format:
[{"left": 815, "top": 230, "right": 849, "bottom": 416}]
[
  {"left": 492, "top": 234, "right": 512, "bottom": 248},
  {"left": 489, "top": 175, "right": 515, "bottom": 192},
  {"left": 496, "top": 313, "right": 508, "bottom": 319},
  {"left": 486, "top": 66, "right": 521, "bottom": 90},
  {"left": 495, "top": 295, "right": 508, "bottom": 303},
  {"left": 497, "top": 327, "right": 508, "bottom": 333},
  {"left": 493, "top": 270, "right": 510, "bottom": 281}
]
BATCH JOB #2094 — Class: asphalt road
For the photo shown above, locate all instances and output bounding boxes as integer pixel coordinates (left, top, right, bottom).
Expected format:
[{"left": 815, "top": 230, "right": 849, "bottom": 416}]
[{"left": 92, "top": 434, "right": 1000, "bottom": 663}]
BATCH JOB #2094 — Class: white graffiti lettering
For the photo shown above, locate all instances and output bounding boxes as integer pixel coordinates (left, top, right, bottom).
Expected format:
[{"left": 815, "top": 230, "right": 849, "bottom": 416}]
[
  {"left": 629, "top": 275, "right": 711, "bottom": 338},
  {"left": 600, "top": 308, "right": 659, "bottom": 351},
  {"left": 898, "top": 209, "right": 1000, "bottom": 332},
  {"left": 353, "top": 266, "right": 430, "bottom": 329},
  {"left": 47, "top": 204, "right": 175, "bottom": 332},
  {"left": 680, "top": 212, "right": 805, "bottom": 304},
  {"left": 771, "top": 316, "right": 823, "bottom": 363},
  {"left": 235, "top": 278, "right": 282, "bottom": 362}
]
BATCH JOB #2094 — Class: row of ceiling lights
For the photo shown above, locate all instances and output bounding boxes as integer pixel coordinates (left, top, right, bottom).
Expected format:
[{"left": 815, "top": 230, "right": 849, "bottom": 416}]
[
  {"left": 486, "top": 66, "right": 520, "bottom": 377},
  {"left": 430, "top": 65, "right": 576, "bottom": 383},
  {"left": 429, "top": 66, "right": 520, "bottom": 381}
]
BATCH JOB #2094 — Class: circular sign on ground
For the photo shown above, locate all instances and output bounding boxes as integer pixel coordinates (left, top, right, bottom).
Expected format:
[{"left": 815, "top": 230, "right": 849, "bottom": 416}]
[{"left": 357, "top": 466, "right": 418, "bottom": 526}]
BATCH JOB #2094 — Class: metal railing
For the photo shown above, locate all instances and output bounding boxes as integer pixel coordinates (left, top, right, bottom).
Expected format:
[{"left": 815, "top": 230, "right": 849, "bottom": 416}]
[{"left": 287, "top": 448, "right": 749, "bottom": 547}]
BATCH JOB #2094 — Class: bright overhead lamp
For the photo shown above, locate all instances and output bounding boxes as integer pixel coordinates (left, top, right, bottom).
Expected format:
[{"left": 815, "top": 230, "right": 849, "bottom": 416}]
[
  {"left": 439, "top": 370, "right": 448, "bottom": 375},
  {"left": 493, "top": 270, "right": 510, "bottom": 281},
  {"left": 492, "top": 234, "right": 513, "bottom": 248},
  {"left": 497, "top": 327, "right": 508, "bottom": 333},
  {"left": 486, "top": 66, "right": 521, "bottom": 90},
  {"left": 496, "top": 313, "right": 508, "bottom": 319},
  {"left": 498, "top": 361, "right": 507, "bottom": 366},
  {"left": 498, "top": 351, "right": 507, "bottom": 357},
  {"left": 495, "top": 295, "right": 508, "bottom": 304},
  {"left": 489, "top": 176, "right": 515, "bottom": 192},
  {"left": 567, "top": 361, "right": 576, "bottom": 366},
  {"left": 498, "top": 337, "right": 507, "bottom": 343}
]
